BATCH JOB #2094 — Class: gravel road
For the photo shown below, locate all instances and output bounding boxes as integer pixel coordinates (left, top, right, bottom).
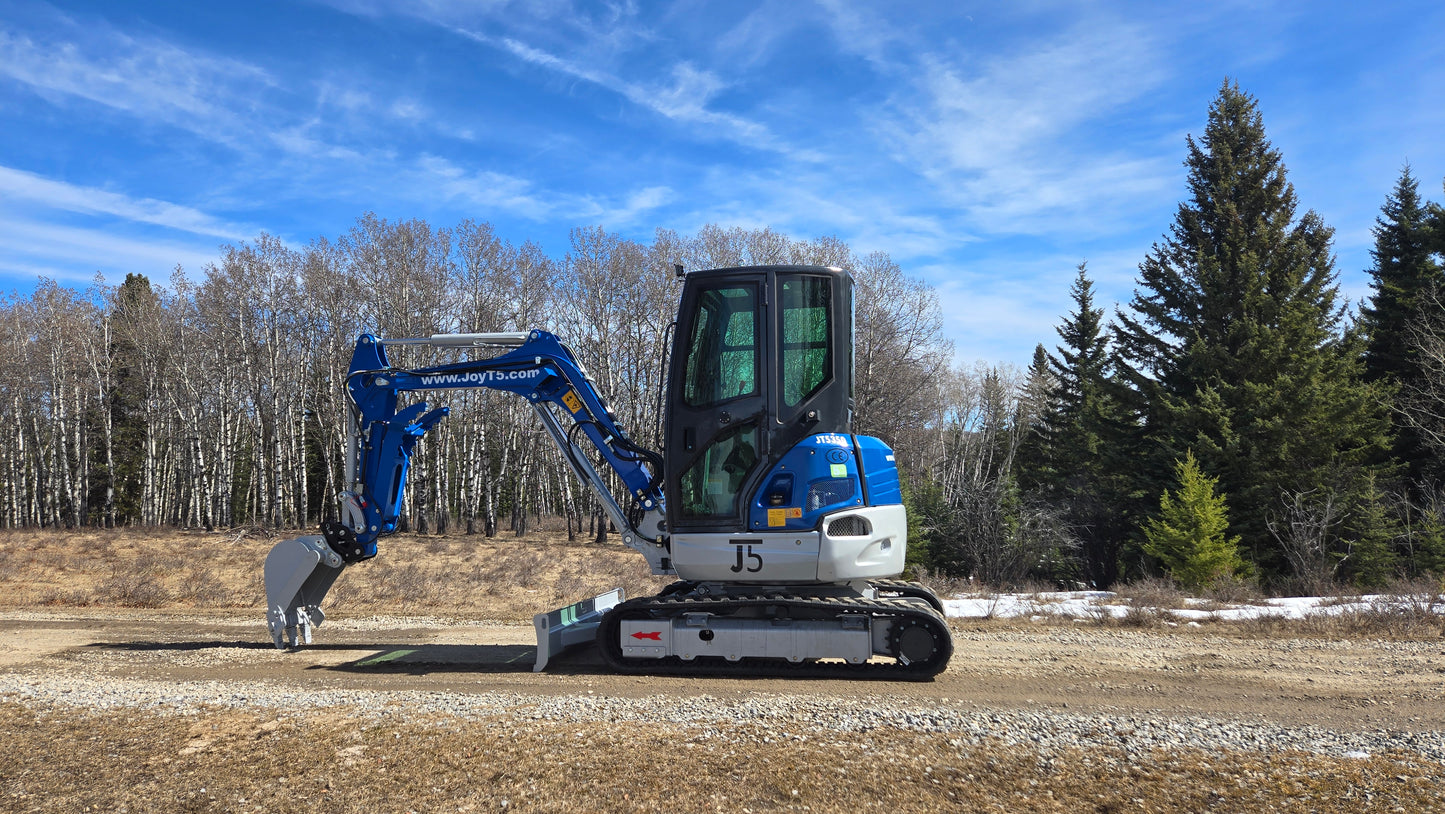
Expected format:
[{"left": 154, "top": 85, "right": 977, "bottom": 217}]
[{"left": 3, "top": 610, "right": 1443, "bottom": 765}]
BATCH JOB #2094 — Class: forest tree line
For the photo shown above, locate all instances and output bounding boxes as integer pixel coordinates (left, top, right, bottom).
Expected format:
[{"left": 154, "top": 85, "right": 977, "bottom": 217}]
[
  {"left": 1, "top": 219, "right": 951, "bottom": 542},
  {"left": 3, "top": 82, "right": 1443, "bottom": 592}
]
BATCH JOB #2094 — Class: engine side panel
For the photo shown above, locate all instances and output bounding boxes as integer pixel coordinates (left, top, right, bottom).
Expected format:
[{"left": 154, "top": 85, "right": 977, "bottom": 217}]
[
  {"left": 747, "top": 432, "right": 865, "bottom": 532},
  {"left": 670, "top": 531, "right": 821, "bottom": 582},
  {"left": 854, "top": 434, "right": 903, "bottom": 505}
]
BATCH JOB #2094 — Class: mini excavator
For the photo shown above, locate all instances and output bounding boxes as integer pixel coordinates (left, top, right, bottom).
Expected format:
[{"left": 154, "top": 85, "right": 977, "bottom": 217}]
[{"left": 263, "top": 265, "right": 953, "bottom": 678}]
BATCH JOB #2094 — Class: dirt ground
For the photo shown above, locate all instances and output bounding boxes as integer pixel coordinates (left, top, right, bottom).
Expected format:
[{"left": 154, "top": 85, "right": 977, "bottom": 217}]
[
  {"left": 3, "top": 610, "right": 1443, "bottom": 735},
  {"left": 1, "top": 528, "right": 1443, "bottom": 812}
]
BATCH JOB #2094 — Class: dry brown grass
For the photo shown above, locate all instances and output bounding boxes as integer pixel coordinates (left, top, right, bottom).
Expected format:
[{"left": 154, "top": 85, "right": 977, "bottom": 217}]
[
  {"left": 1202, "top": 573, "right": 1267, "bottom": 604},
  {"left": 1116, "top": 605, "right": 1171, "bottom": 629},
  {"left": 1229, "top": 602, "right": 1445, "bottom": 640},
  {"left": 0, "top": 527, "right": 669, "bottom": 622},
  {"left": 907, "top": 567, "right": 974, "bottom": 601},
  {"left": 3, "top": 527, "right": 1443, "bottom": 639},
  {"left": 1213, "top": 577, "right": 1445, "bottom": 640},
  {"left": 1, "top": 702, "right": 1438, "bottom": 814},
  {"left": 1112, "top": 576, "right": 1189, "bottom": 611}
]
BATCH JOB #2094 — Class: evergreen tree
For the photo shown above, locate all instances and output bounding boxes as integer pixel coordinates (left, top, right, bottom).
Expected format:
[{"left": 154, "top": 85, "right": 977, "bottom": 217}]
[
  {"left": 1020, "top": 263, "right": 1130, "bottom": 586},
  {"left": 108, "top": 273, "right": 159, "bottom": 523},
  {"left": 1338, "top": 475, "right": 1401, "bottom": 588},
  {"left": 1049, "top": 264, "right": 1112, "bottom": 468},
  {"left": 1360, "top": 166, "right": 1444, "bottom": 487},
  {"left": 1143, "top": 451, "right": 1247, "bottom": 590},
  {"left": 1114, "top": 81, "right": 1392, "bottom": 580},
  {"left": 1399, "top": 493, "right": 1445, "bottom": 576},
  {"left": 1429, "top": 179, "right": 1445, "bottom": 257},
  {"left": 1015, "top": 344, "right": 1056, "bottom": 486}
]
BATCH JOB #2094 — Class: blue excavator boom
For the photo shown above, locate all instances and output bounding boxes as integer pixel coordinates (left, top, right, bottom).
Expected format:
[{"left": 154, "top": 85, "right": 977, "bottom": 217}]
[{"left": 264, "top": 330, "right": 669, "bottom": 660}]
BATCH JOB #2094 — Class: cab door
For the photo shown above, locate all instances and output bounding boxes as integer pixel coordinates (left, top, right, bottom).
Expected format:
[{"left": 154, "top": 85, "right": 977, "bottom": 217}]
[
  {"left": 770, "top": 271, "right": 850, "bottom": 458},
  {"left": 665, "top": 272, "right": 769, "bottom": 533}
]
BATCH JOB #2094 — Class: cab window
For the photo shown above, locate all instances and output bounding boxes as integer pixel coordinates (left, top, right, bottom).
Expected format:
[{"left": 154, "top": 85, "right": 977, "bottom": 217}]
[
  {"left": 683, "top": 285, "right": 760, "bottom": 407},
  {"left": 679, "top": 421, "right": 760, "bottom": 520},
  {"left": 780, "top": 276, "right": 831, "bottom": 407}
]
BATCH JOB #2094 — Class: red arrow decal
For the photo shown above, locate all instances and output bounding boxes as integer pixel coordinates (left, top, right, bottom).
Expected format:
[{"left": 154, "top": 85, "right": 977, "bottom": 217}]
[{"left": 630, "top": 631, "right": 662, "bottom": 640}]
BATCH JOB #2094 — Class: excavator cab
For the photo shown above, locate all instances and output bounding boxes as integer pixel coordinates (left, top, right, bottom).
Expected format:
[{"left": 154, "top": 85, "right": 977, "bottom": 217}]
[
  {"left": 664, "top": 265, "right": 853, "bottom": 534},
  {"left": 660, "top": 265, "right": 911, "bottom": 587}
]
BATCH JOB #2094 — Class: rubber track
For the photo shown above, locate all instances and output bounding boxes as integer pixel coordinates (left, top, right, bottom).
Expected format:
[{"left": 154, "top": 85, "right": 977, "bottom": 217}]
[
  {"left": 867, "top": 579, "right": 946, "bottom": 614},
  {"left": 597, "top": 593, "right": 953, "bottom": 681}
]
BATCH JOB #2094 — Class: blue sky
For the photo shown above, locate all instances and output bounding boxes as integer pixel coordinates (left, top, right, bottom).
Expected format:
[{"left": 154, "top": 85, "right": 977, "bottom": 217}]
[{"left": 0, "top": 1, "right": 1441, "bottom": 367}]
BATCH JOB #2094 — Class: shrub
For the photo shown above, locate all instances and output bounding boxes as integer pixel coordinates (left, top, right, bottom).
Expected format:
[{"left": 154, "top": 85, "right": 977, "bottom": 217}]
[{"left": 1143, "top": 451, "right": 1248, "bottom": 591}]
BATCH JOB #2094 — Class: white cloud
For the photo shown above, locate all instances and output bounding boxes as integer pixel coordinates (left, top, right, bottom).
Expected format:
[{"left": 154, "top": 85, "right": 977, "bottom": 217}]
[
  {"left": 325, "top": 0, "right": 652, "bottom": 57},
  {"left": 267, "top": 122, "right": 374, "bottom": 163},
  {"left": 0, "top": 22, "right": 274, "bottom": 150},
  {"left": 711, "top": 0, "right": 801, "bottom": 69},
  {"left": 315, "top": 81, "right": 373, "bottom": 113},
  {"left": 0, "top": 9, "right": 453, "bottom": 163},
  {"left": 395, "top": 155, "right": 671, "bottom": 227},
  {"left": 878, "top": 15, "right": 1177, "bottom": 236},
  {"left": 0, "top": 217, "right": 222, "bottom": 286},
  {"left": 389, "top": 97, "right": 428, "bottom": 121},
  {"left": 811, "top": 0, "right": 907, "bottom": 69},
  {"left": 325, "top": 1, "right": 817, "bottom": 161},
  {"left": 0, "top": 165, "right": 254, "bottom": 241},
  {"left": 0, "top": 261, "right": 100, "bottom": 287},
  {"left": 406, "top": 154, "right": 554, "bottom": 219},
  {"left": 468, "top": 29, "right": 804, "bottom": 156},
  {"left": 934, "top": 283, "right": 1059, "bottom": 366},
  {"left": 585, "top": 184, "right": 675, "bottom": 226}
]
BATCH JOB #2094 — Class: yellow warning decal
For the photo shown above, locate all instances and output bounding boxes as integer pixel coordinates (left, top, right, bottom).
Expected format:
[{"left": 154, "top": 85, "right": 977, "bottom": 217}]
[
  {"left": 767, "top": 508, "right": 786, "bottom": 527},
  {"left": 788, "top": 507, "right": 803, "bottom": 519},
  {"left": 562, "top": 390, "right": 583, "bottom": 414}
]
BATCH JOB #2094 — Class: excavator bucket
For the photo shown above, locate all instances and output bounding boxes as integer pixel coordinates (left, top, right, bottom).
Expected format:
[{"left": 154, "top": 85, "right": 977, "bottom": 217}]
[
  {"left": 532, "top": 588, "right": 624, "bottom": 672},
  {"left": 264, "top": 535, "right": 345, "bottom": 649}
]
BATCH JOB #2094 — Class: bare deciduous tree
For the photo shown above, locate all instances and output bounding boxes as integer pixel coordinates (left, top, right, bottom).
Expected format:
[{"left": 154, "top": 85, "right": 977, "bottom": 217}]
[
  {"left": 0, "top": 219, "right": 970, "bottom": 544},
  {"left": 1400, "top": 284, "right": 1445, "bottom": 461},
  {"left": 1268, "top": 488, "right": 1349, "bottom": 594}
]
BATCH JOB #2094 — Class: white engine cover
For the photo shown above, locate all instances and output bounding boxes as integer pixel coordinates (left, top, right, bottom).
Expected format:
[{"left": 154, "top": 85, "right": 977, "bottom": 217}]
[{"left": 670, "top": 504, "right": 907, "bottom": 583}]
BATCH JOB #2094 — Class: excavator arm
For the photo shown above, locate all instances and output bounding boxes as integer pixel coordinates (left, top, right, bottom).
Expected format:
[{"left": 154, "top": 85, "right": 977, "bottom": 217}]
[{"left": 264, "top": 330, "right": 670, "bottom": 661}]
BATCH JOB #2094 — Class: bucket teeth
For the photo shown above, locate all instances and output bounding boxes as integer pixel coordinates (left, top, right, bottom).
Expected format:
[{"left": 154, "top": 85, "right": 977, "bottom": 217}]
[
  {"left": 264, "top": 535, "right": 345, "bottom": 649},
  {"left": 267, "top": 605, "right": 290, "bottom": 649}
]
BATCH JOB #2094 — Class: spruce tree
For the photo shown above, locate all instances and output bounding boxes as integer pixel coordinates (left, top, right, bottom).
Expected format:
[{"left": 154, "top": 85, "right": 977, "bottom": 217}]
[
  {"left": 1363, "top": 166, "right": 1441, "bottom": 381},
  {"left": 1339, "top": 475, "right": 1401, "bottom": 587},
  {"left": 1016, "top": 344, "right": 1057, "bottom": 488},
  {"left": 1360, "top": 166, "right": 1444, "bottom": 487},
  {"left": 1049, "top": 264, "right": 1111, "bottom": 470},
  {"left": 1020, "top": 263, "right": 1130, "bottom": 586},
  {"left": 1429, "top": 180, "right": 1445, "bottom": 257},
  {"left": 1114, "top": 81, "right": 1392, "bottom": 579},
  {"left": 1143, "top": 451, "right": 1246, "bottom": 590},
  {"left": 109, "top": 273, "right": 159, "bottom": 523}
]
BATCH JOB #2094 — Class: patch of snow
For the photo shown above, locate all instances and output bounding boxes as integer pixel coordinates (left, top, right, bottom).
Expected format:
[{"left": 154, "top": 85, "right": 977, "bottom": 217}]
[{"left": 940, "top": 590, "right": 1445, "bottom": 622}]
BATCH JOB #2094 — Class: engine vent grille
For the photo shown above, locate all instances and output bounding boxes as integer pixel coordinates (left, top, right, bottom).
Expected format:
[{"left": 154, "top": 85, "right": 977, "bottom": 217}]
[{"left": 826, "top": 515, "right": 871, "bottom": 537}]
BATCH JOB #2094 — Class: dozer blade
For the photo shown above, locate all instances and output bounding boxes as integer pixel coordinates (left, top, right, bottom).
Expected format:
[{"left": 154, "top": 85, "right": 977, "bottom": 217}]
[
  {"left": 264, "top": 535, "right": 345, "bottom": 649},
  {"left": 533, "top": 588, "right": 624, "bottom": 672}
]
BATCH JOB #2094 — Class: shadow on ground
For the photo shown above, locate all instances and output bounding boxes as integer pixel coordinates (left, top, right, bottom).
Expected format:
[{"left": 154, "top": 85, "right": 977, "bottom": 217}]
[{"left": 84, "top": 639, "right": 608, "bottom": 675}]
